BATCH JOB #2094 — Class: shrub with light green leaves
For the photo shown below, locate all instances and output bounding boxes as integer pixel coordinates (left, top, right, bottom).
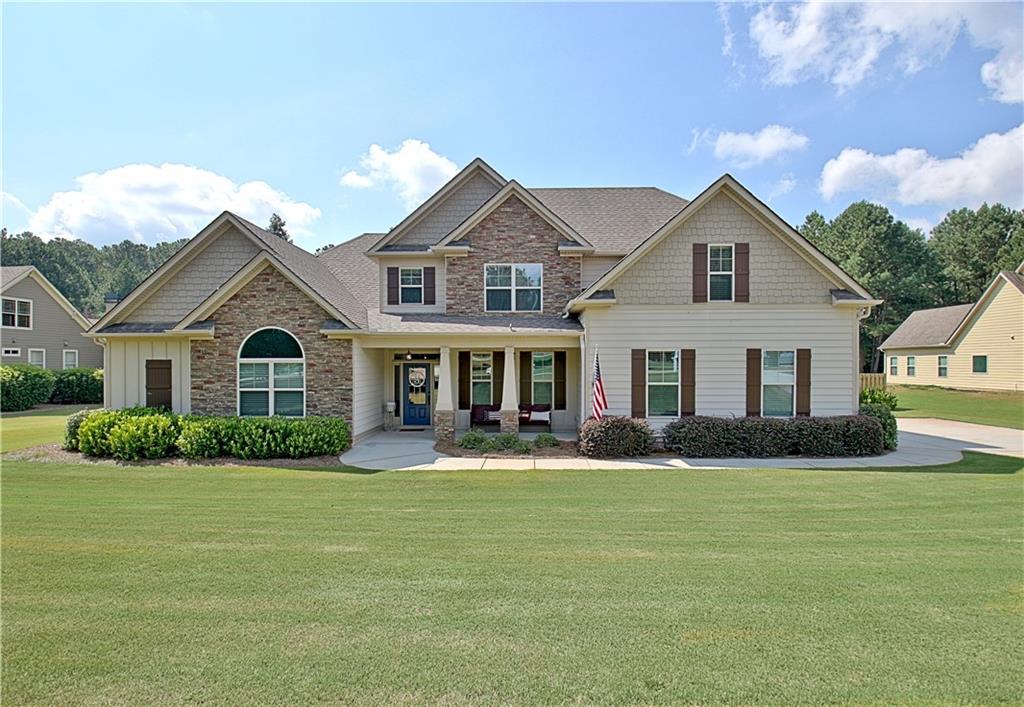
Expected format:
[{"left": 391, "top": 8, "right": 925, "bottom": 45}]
[
  {"left": 176, "top": 417, "right": 229, "bottom": 459},
  {"left": 108, "top": 414, "right": 180, "bottom": 461},
  {"left": 283, "top": 416, "right": 351, "bottom": 458},
  {"left": 63, "top": 408, "right": 96, "bottom": 451},
  {"left": 860, "top": 387, "right": 898, "bottom": 411},
  {"left": 0, "top": 364, "right": 56, "bottom": 412}
]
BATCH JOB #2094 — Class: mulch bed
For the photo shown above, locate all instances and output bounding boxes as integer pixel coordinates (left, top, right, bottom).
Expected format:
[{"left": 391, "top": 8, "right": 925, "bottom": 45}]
[
  {"left": 2, "top": 443, "right": 346, "bottom": 469},
  {"left": 435, "top": 440, "right": 581, "bottom": 459}
]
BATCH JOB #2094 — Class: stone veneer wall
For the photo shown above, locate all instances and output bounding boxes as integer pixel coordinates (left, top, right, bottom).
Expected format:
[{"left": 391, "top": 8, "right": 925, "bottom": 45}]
[
  {"left": 190, "top": 265, "right": 353, "bottom": 420},
  {"left": 445, "top": 195, "right": 581, "bottom": 316}
]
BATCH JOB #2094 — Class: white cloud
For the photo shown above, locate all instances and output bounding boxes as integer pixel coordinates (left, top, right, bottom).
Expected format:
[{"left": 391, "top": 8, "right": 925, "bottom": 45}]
[
  {"left": 748, "top": 2, "right": 1023, "bottom": 102},
  {"left": 339, "top": 139, "right": 458, "bottom": 209},
  {"left": 768, "top": 174, "right": 797, "bottom": 200},
  {"left": 902, "top": 217, "right": 934, "bottom": 236},
  {"left": 713, "top": 125, "right": 809, "bottom": 167},
  {"left": 27, "top": 163, "right": 322, "bottom": 246},
  {"left": 819, "top": 123, "right": 1024, "bottom": 208},
  {"left": 717, "top": 1, "right": 735, "bottom": 58}
]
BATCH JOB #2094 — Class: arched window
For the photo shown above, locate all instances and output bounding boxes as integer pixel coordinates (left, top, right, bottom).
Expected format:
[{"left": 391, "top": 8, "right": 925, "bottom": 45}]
[{"left": 237, "top": 328, "right": 305, "bottom": 417}]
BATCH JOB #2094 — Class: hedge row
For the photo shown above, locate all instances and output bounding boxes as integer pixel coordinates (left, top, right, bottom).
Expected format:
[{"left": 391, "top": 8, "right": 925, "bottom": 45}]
[
  {"left": 578, "top": 416, "right": 655, "bottom": 458},
  {"left": 0, "top": 365, "right": 104, "bottom": 411},
  {"left": 66, "top": 407, "right": 351, "bottom": 461}
]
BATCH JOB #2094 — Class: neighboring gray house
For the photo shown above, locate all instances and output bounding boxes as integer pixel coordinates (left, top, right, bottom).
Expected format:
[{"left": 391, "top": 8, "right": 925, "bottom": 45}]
[{"left": 1, "top": 266, "right": 103, "bottom": 370}]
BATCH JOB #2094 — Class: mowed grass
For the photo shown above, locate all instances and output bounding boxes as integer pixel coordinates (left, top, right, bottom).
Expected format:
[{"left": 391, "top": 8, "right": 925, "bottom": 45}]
[
  {"left": 2, "top": 455, "right": 1022, "bottom": 704},
  {"left": 892, "top": 385, "right": 1024, "bottom": 429},
  {"left": 0, "top": 404, "right": 96, "bottom": 453}
]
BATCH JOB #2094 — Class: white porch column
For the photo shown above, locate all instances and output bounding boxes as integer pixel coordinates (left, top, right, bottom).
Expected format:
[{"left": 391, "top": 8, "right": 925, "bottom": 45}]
[
  {"left": 500, "top": 345, "right": 519, "bottom": 433},
  {"left": 434, "top": 346, "right": 456, "bottom": 443}
]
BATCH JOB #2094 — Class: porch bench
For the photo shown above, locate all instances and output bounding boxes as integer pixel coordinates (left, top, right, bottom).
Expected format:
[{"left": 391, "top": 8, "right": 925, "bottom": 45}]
[{"left": 470, "top": 404, "right": 553, "bottom": 429}]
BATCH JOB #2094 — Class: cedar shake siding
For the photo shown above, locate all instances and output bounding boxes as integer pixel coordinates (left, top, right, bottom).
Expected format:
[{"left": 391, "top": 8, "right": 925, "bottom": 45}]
[
  {"left": 190, "top": 266, "right": 352, "bottom": 419},
  {"left": 445, "top": 195, "right": 581, "bottom": 316}
]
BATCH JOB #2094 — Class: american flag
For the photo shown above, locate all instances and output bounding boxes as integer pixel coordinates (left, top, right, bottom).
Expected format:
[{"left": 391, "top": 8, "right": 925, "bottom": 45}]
[{"left": 592, "top": 350, "right": 608, "bottom": 419}]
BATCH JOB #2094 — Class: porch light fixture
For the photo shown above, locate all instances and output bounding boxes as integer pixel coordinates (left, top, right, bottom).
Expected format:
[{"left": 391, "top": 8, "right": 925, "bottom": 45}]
[{"left": 405, "top": 350, "right": 413, "bottom": 360}]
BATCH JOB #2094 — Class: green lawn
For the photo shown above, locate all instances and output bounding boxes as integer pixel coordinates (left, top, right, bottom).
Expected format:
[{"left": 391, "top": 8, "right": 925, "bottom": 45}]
[
  {"left": 0, "top": 404, "right": 96, "bottom": 453},
  {"left": 2, "top": 454, "right": 1021, "bottom": 704},
  {"left": 892, "top": 385, "right": 1024, "bottom": 429}
]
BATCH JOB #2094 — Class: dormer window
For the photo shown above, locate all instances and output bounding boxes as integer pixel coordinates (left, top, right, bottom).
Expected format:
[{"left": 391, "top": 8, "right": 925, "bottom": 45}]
[
  {"left": 400, "top": 268, "right": 423, "bottom": 304},
  {"left": 485, "top": 264, "right": 542, "bottom": 312},
  {"left": 708, "top": 245, "right": 734, "bottom": 301}
]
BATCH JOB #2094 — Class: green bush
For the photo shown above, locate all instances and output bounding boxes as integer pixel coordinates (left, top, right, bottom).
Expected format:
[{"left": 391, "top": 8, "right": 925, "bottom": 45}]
[
  {"left": 0, "top": 364, "right": 56, "bottom": 412},
  {"left": 491, "top": 432, "right": 521, "bottom": 450},
  {"left": 533, "top": 432, "right": 560, "bottom": 448},
  {"left": 457, "top": 428, "right": 490, "bottom": 450},
  {"left": 662, "top": 416, "right": 743, "bottom": 458},
  {"left": 63, "top": 408, "right": 95, "bottom": 451},
  {"left": 790, "top": 416, "right": 847, "bottom": 457},
  {"left": 733, "top": 417, "right": 793, "bottom": 457},
  {"left": 50, "top": 368, "right": 103, "bottom": 404},
  {"left": 108, "top": 415, "right": 180, "bottom": 461},
  {"left": 860, "top": 402, "right": 898, "bottom": 450},
  {"left": 78, "top": 410, "right": 123, "bottom": 456},
  {"left": 176, "top": 417, "right": 227, "bottom": 459},
  {"left": 578, "top": 416, "right": 654, "bottom": 458},
  {"left": 283, "top": 416, "right": 351, "bottom": 458},
  {"left": 860, "top": 387, "right": 898, "bottom": 411},
  {"left": 841, "top": 415, "right": 886, "bottom": 456},
  {"left": 512, "top": 439, "right": 534, "bottom": 454},
  {"left": 221, "top": 417, "right": 292, "bottom": 460}
]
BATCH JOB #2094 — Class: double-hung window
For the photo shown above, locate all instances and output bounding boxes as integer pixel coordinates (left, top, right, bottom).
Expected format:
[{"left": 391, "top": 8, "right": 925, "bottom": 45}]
[
  {"left": 937, "top": 355, "right": 948, "bottom": 378},
  {"left": 889, "top": 356, "right": 898, "bottom": 376},
  {"left": 646, "top": 350, "right": 679, "bottom": 417},
  {"left": 2, "top": 297, "right": 32, "bottom": 329},
  {"left": 484, "top": 264, "right": 542, "bottom": 312},
  {"left": 708, "top": 245, "right": 734, "bottom": 301},
  {"left": 763, "top": 350, "right": 796, "bottom": 417},
  {"left": 399, "top": 268, "right": 423, "bottom": 304},
  {"left": 238, "top": 328, "right": 305, "bottom": 417},
  {"left": 972, "top": 355, "right": 988, "bottom": 374},
  {"left": 471, "top": 352, "right": 493, "bottom": 405},
  {"left": 63, "top": 349, "right": 79, "bottom": 369},
  {"left": 532, "top": 352, "right": 554, "bottom": 406},
  {"left": 906, "top": 356, "right": 916, "bottom": 377},
  {"left": 27, "top": 348, "right": 45, "bottom": 368}
]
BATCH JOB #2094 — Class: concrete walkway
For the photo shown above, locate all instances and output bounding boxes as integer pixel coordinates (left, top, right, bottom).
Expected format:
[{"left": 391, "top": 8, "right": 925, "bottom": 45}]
[{"left": 340, "top": 419, "right": 1022, "bottom": 471}]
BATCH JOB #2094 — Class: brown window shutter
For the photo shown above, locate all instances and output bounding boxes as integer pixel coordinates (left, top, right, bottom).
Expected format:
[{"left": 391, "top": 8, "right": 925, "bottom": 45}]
[
  {"left": 631, "top": 349, "right": 646, "bottom": 418},
  {"left": 693, "top": 243, "right": 708, "bottom": 303},
  {"left": 735, "top": 243, "right": 750, "bottom": 303},
  {"left": 492, "top": 351, "right": 504, "bottom": 407},
  {"left": 746, "top": 349, "right": 761, "bottom": 417},
  {"left": 796, "top": 348, "right": 811, "bottom": 416},
  {"left": 554, "top": 351, "right": 567, "bottom": 410},
  {"left": 386, "top": 267, "right": 399, "bottom": 305},
  {"left": 519, "top": 351, "right": 532, "bottom": 405},
  {"left": 458, "top": 351, "right": 470, "bottom": 409},
  {"left": 680, "top": 349, "right": 696, "bottom": 416},
  {"left": 423, "top": 267, "right": 436, "bottom": 305}
]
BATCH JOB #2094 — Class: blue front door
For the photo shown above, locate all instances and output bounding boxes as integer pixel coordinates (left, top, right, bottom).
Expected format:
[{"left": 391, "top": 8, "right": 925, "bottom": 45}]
[{"left": 402, "top": 363, "right": 431, "bottom": 426}]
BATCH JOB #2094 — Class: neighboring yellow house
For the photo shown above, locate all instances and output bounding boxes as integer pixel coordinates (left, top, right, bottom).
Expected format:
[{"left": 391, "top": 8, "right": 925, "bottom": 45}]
[{"left": 880, "top": 264, "right": 1024, "bottom": 392}]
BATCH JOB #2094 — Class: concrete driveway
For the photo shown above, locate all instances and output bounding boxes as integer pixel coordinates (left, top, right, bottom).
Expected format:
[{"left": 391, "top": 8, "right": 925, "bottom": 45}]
[{"left": 895, "top": 418, "right": 1023, "bottom": 459}]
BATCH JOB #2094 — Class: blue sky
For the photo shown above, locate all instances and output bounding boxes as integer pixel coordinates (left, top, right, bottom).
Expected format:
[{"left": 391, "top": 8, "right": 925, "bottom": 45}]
[{"left": 3, "top": 2, "right": 1022, "bottom": 252}]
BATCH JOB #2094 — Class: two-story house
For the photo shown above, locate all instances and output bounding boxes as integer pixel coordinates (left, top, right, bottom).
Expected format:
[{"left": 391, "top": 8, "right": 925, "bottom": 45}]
[{"left": 85, "top": 158, "right": 878, "bottom": 441}]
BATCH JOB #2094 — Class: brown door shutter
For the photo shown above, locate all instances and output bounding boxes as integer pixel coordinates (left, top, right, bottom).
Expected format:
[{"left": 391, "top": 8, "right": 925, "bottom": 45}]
[
  {"left": 745, "top": 349, "right": 761, "bottom": 417},
  {"left": 519, "top": 351, "right": 532, "bottom": 405},
  {"left": 145, "top": 359, "right": 172, "bottom": 409},
  {"left": 680, "top": 349, "right": 696, "bottom": 416},
  {"left": 492, "top": 351, "right": 504, "bottom": 407},
  {"left": 423, "top": 267, "right": 436, "bottom": 305},
  {"left": 458, "top": 351, "right": 470, "bottom": 409},
  {"left": 554, "top": 351, "right": 567, "bottom": 410},
  {"left": 631, "top": 349, "right": 646, "bottom": 418},
  {"left": 796, "top": 348, "right": 812, "bottom": 416},
  {"left": 386, "top": 267, "right": 399, "bottom": 305},
  {"left": 693, "top": 243, "right": 708, "bottom": 303},
  {"left": 735, "top": 243, "right": 750, "bottom": 303}
]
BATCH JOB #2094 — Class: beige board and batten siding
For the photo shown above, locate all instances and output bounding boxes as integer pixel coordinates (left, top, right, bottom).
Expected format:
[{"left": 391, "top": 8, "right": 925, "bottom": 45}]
[
  {"left": 583, "top": 305, "right": 860, "bottom": 425},
  {"left": 392, "top": 172, "right": 501, "bottom": 247},
  {"left": 351, "top": 338, "right": 386, "bottom": 438},
  {"left": 379, "top": 256, "right": 446, "bottom": 314},
  {"left": 104, "top": 337, "right": 191, "bottom": 412},
  {"left": 0, "top": 276, "right": 102, "bottom": 369}
]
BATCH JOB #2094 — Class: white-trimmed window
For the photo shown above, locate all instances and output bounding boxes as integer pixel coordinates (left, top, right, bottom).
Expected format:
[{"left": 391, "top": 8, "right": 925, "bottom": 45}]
[
  {"left": 646, "top": 350, "right": 679, "bottom": 417},
  {"left": 937, "top": 355, "right": 948, "bottom": 378},
  {"left": 763, "top": 350, "right": 796, "bottom": 417},
  {"left": 2, "top": 297, "right": 32, "bottom": 329},
  {"left": 2, "top": 348, "right": 20, "bottom": 357},
  {"left": 532, "top": 352, "right": 554, "bottom": 406},
  {"left": 27, "top": 348, "right": 45, "bottom": 368},
  {"left": 471, "top": 352, "right": 493, "bottom": 405},
  {"left": 708, "top": 245, "right": 734, "bottom": 302},
  {"left": 62, "top": 349, "right": 79, "bottom": 369},
  {"left": 237, "top": 328, "right": 305, "bottom": 417},
  {"left": 973, "top": 355, "right": 988, "bottom": 374},
  {"left": 484, "top": 264, "right": 542, "bottom": 312},
  {"left": 399, "top": 267, "right": 423, "bottom": 304},
  {"left": 889, "top": 356, "right": 898, "bottom": 376},
  {"left": 906, "top": 356, "right": 916, "bottom": 377}
]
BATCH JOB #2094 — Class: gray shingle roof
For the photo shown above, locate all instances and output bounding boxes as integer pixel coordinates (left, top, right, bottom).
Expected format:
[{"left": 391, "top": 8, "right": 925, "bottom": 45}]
[
  {"left": 530, "top": 187, "right": 687, "bottom": 254},
  {"left": 366, "top": 312, "right": 582, "bottom": 334},
  {"left": 1004, "top": 270, "right": 1024, "bottom": 295},
  {"left": 315, "top": 233, "right": 384, "bottom": 311},
  {"left": 879, "top": 304, "right": 973, "bottom": 349},
  {"left": 97, "top": 321, "right": 178, "bottom": 334},
  {"left": 0, "top": 265, "right": 34, "bottom": 289}
]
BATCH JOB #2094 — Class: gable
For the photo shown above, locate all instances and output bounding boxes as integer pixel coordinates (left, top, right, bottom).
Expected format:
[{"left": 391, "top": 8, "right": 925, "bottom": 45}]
[
  {"left": 393, "top": 171, "right": 502, "bottom": 247},
  {"left": 612, "top": 192, "right": 834, "bottom": 305},
  {"left": 1, "top": 275, "right": 88, "bottom": 333},
  {"left": 125, "top": 226, "right": 261, "bottom": 323},
  {"left": 951, "top": 276, "right": 1024, "bottom": 349}
]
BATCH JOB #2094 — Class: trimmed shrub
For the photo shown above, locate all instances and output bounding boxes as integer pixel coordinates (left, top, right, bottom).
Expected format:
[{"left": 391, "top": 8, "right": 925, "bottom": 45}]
[
  {"left": 108, "top": 414, "right": 180, "bottom": 461},
  {"left": 790, "top": 416, "right": 847, "bottom": 457},
  {"left": 491, "top": 432, "right": 520, "bottom": 451},
  {"left": 221, "top": 417, "right": 292, "bottom": 460},
  {"left": 578, "top": 416, "right": 654, "bottom": 458},
  {"left": 0, "top": 364, "right": 56, "bottom": 412},
  {"left": 733, "top": 417, "right": 794, "bottom": 458},
  {"left": 77, "top": 410, "right": 123, "bottom": 457},
  {"left": 50, "top": 368, "right": 103, "bottom": 404},
  {"left": 283, "top": 416, "right": 351, "bottom": 458},
  {"left": 663, "top": 416, "right": 742, "bottom": 458},
  {"left": 63, "top": 408, "right": 95, "bottom": 451},
  {"left": 841, "top": 415, "right": 885, "bottom": 456},
  {"left": 860, "top": 387, "right": 898, "bottom": 411},
  {"left": 176, "top": 417, "right": 228, "bottom": 459},
  {"left": 457, "top": 428, "right": 490, "bottom": 450},
  {"left": 533, "top": 432, "right": 560, "bottom": 448},
  {"left": 860, "top": 402, "right": 898, "bottom": 450}
]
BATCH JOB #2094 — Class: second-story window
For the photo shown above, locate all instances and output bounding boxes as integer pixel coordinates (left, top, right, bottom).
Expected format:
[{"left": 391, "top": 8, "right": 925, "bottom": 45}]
[
  {"left": 708, "top": 245, "right": 734, "bottom": 301},
  {"left": 485, "top": 264, "right": 542, "bottom": 312},
  {"left": 399, "top": 268, "right": 423, "bottom": 304},
  {"left": 2, "top": 297, "right": 32, "bottom": 329}
]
